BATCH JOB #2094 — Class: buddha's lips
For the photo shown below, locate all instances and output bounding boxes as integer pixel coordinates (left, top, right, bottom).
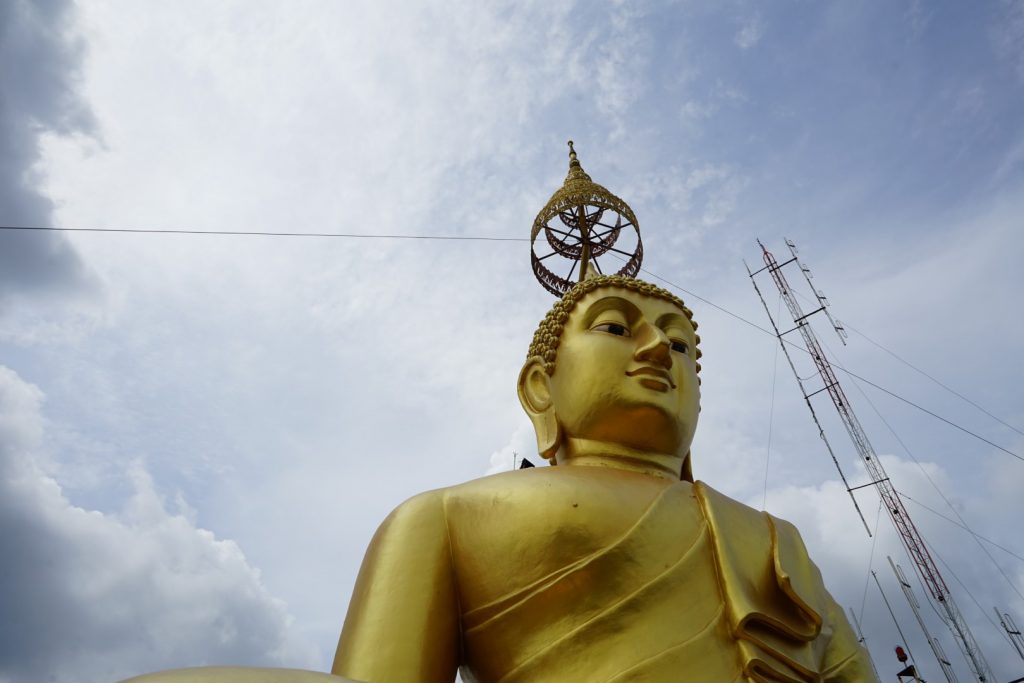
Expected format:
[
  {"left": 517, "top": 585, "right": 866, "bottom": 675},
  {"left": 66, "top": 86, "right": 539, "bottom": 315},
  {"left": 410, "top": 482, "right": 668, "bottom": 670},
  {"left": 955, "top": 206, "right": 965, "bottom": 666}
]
[{"left": 625, "top": 366, "right": 676, "bottom": 388}]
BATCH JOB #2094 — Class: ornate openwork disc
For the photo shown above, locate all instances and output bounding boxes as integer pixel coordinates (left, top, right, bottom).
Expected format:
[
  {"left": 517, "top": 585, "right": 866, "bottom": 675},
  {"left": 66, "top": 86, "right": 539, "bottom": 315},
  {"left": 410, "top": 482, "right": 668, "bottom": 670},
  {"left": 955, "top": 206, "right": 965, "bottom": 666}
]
[{"left": 530, "top": 142, "right": 643, "bottom": 297}]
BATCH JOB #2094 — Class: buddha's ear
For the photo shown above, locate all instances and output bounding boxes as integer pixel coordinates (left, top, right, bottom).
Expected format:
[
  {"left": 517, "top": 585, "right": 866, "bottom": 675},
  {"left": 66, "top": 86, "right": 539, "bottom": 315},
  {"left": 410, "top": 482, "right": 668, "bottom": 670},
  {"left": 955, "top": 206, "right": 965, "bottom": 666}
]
[{"left": 517, "top": 357, "right": 561, "bottom": 462}]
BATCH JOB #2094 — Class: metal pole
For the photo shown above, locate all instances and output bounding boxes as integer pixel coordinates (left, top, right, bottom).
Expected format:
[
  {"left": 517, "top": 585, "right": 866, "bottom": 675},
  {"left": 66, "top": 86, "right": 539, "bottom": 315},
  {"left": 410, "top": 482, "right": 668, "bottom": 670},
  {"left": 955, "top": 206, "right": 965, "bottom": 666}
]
[
  {"left": 873, "top": 570, "right": 920, "bottom": 670},
  {"left": 889, "top": 556, "right": 958, "bottom": 683},
  {"left": 577, "top": 205, "right": 590, "bottom": 282},
  {"left": 995, "top": 607, "right": 1024, "bottom": 661},
  {"left": 745, "top": 258, "right": 871, "bottom": 534},
  {"left": 848, "top": 606, "right": 883, "bottom": 681}
]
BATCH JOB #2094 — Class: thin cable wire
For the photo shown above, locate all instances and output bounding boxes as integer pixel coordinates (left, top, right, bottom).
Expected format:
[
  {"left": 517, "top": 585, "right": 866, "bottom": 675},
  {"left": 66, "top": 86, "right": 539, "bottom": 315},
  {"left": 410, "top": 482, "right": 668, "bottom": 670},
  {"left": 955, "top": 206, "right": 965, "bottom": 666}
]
[
  {"left": 635, "top": 264, "right": 1024, "bottom": 463},
  {"left": 0, "top": 225, "right": 528, "bottom": 241},
  {"left": 849, "top": 326, "right": 1024, "bottom": 438},
  {"left": 927, "top": 537, "right": 1017, "bottom": 654},
  {"left": 839, "top": 367, "right": 1023, "bottom": 463},
  {"left": 897, "top": 490, "right": 1024, "bottom": 564},
  {"left": 638, "top": 264, "right": 763, "bottom": 331},
  {"left": 791, "top": 285, "right": 1023, "bottom": 440},
  {"left": 9, "top": 224, "right": 1022, "bottom": 464},
  {"left": 816, "top": 330, "right": 1024, "bottom": 589},
  {"left": 859, "top": 499, "right": 885, "bottom": 626},
  {"left": 807, "top": 297, "right": 1020, "bottom": 666},
  {"left": 762, "top": 294, "right": 782, "bottom": 510},
  {"left": 833, "top": 351, "right": 1024, "bottom": 603}
]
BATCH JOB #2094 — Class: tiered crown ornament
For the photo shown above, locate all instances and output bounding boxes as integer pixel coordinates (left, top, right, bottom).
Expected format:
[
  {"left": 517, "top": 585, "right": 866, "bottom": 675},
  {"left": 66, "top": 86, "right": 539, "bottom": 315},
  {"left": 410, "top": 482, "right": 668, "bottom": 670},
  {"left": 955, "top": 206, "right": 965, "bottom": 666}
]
[{"left": 530, "top": 141, "right": 644, "bottom": 296}]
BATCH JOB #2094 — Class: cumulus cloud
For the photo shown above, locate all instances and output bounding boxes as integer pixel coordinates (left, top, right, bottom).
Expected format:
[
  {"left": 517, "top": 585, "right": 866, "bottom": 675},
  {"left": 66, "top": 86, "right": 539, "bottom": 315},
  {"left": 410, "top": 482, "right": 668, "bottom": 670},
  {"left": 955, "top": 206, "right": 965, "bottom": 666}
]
[
  {"left": 0, "top": 0, "right": 95, "bottom": 302},
  {"left": 484, "top": 420, "right": 538, "bottom": 475},
  {"left": 0, "top": 366, "right": 313, "bottom": 683},
  {"left": 758, "top": 455, "right": 1024, "bottom": 681},
  {"left": 13, "top": 1, "right": 1024, "bottom": 678}
]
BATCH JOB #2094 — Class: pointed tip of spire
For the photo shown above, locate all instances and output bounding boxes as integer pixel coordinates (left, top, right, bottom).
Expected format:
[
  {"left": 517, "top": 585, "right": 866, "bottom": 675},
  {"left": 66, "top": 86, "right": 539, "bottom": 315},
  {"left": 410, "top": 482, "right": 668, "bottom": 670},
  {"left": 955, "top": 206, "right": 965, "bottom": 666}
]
[{"left": 565, "top": 139, "right": 591, "bottom": 182}]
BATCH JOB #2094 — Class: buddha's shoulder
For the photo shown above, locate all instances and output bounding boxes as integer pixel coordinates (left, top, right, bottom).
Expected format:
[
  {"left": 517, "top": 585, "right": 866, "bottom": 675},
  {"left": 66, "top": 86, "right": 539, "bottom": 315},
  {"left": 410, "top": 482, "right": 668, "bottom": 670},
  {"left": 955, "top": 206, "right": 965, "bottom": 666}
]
[
  {"left": 387, "top": 473, "right": 764, "bottom": 526},
  {"left": 451, "top": 464, "right": 679, "bottom": 500},
  {"left": 426, "top": 467, "right": 696, "bottom": 536},
  {"left": 381, "top": 467, "right": 700, "bottom": 540}
]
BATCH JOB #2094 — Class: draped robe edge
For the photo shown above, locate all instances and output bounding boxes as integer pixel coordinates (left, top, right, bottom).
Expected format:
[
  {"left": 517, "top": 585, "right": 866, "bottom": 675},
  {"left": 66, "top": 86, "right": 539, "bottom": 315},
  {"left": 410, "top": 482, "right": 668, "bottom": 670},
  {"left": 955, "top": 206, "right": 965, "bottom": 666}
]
[
  {"left": 333, "top": 474, "right": 877, "bottom": 683},
  {"left": 696, "top": 482, "right": 872, "bottom": 682}
]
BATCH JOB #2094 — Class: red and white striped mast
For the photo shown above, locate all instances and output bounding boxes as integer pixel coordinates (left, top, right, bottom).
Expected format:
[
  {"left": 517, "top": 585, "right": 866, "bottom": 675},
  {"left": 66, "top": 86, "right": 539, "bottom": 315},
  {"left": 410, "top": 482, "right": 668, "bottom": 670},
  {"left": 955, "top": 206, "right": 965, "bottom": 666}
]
[{"left": 747, "top": 239, "right": 994, "bottom": 682}]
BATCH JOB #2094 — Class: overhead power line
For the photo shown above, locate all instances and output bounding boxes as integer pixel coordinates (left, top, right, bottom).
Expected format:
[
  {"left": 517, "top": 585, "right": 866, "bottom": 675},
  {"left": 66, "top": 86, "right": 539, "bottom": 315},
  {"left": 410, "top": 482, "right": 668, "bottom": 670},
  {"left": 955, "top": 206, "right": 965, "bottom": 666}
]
[
  {"left": 5, "top": 223, "right": 1020, "bottom": 463},
  {"left": 790, "top": 286, "right": 1024, "bottom": 438},
  {"left": 0, "top": 225, "right": 528, "bottom": 242},
  {"left": 636, "top": 266, "right": 1024, "bottom": 464},
  {"left": 839, "top": 368, "right": 1023, "bottom": 463},
  {"left": 898, "top": 490, "right": 1024, "bottom": 565},
  {"left": 833, "top": 344, "right": 1024, "bottom": 601},
  {"left": 849, "top": 326, "right": 1024, "bottom": 438}
]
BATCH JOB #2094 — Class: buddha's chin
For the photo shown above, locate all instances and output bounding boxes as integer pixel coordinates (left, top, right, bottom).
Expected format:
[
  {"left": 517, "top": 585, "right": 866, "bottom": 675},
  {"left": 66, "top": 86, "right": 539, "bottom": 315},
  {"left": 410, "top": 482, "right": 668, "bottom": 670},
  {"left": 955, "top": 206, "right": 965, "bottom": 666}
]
[
  {"left": 577, "top": 418, "right": 690, "bottom": 457},
  {"left": 557, "top": 395, "right": 696, "bottom": 454},
  {"left": 558, "top": 438, "right": 688, "bottom": 480}
]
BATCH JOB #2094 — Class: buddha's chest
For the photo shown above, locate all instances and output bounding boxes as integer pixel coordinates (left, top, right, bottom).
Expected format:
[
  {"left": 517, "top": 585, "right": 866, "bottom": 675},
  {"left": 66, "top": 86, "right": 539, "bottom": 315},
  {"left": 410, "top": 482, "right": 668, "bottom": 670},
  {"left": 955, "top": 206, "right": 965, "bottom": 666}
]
[
  {"left": 449, "top": 480, "right": 712, "bottom": 625},
  {"left": 454, "top": 484, "right": 735, "bottom": 681}
]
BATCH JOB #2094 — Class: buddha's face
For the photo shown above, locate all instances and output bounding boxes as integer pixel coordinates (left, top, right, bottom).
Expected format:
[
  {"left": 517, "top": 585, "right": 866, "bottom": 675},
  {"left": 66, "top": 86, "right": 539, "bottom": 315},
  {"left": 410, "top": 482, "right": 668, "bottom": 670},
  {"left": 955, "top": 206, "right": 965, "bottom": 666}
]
[{"left": 532, "top": 286, "right": 700, "bottom": 463}]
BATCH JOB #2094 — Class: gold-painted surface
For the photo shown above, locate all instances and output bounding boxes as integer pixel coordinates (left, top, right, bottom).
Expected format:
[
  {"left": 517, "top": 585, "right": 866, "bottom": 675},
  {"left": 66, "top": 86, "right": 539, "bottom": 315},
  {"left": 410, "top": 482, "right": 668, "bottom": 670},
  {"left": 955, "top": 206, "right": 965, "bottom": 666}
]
[
  {"left": 333, "top": 284, "right": 877, "bottom": 682},
  {"left": 530, "top": 143, "right": 645, "bottom": 295},
  {"left": 526, "top": 274, "right": 701, "bottom": 376},
  {"left": 531, "top": 143, "right": 639, "bottom": 245},
  {"left": 119, "top": 667, "right": 357, "bottom": 682}
]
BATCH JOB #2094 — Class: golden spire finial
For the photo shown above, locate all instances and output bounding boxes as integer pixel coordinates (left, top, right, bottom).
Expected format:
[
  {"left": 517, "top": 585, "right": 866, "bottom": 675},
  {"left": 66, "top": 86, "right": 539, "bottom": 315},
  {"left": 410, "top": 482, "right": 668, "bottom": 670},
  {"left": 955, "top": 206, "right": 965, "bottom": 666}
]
[
  {"left": 565, "top": 140, "right": 592, "bottom": 183},
  {"left": 529, "top": 141, "right": 644, "bottom": 297}
]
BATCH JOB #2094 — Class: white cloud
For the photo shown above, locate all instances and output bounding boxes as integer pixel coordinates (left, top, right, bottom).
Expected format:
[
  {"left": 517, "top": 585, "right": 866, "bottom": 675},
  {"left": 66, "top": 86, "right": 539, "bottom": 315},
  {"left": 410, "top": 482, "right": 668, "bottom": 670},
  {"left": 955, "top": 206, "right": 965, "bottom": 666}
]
[
  {"left": 0, "top": 366, "right": 314, "bottom": 683},
  {"left": 734, "top": 13, "right": 763, "bottom": 50},
  {"left": 5, "top": 1, "right": 1023, "bottom": 679},
  {"left": 757, "top": 454, "right": 1024, "bottom": 681},
  {"left": 905, "top": 0, "right": 932, "bottom": 38},
  {"left": 485, "top": 419, "right": 538, "bottom": 475},
  {"left": 992, "top": 0, "right": 1024, "bottom": 81}
]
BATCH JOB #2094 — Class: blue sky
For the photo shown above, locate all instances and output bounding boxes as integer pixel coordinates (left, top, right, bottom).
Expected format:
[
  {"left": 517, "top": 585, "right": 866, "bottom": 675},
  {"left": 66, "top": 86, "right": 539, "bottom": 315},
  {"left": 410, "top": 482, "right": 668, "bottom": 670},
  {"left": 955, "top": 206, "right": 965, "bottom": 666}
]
[{"left": 2, "top": 1, "right": 1023, "bottom": 681}]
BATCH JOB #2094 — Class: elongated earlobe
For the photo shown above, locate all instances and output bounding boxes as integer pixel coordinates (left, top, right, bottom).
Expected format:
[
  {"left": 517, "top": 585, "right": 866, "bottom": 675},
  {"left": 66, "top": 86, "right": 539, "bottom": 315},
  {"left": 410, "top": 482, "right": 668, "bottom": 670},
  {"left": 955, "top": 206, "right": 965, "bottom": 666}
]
[
  {"left": 517, "top": 358, "right": 562, "bottom": 462},
  {"left": 535, "top": 408, "right": 562, "bottom": 461}
]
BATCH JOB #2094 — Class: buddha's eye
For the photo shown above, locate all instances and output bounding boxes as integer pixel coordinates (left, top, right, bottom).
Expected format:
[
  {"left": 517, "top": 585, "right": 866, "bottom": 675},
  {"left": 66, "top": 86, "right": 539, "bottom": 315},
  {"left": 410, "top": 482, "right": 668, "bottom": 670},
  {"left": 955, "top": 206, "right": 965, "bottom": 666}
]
[
  {"left": 670, "top": 340, "right": 689, "bottom": 354},
  {"left": 593, "top": 322, "right": 630, "bottom": 337}
]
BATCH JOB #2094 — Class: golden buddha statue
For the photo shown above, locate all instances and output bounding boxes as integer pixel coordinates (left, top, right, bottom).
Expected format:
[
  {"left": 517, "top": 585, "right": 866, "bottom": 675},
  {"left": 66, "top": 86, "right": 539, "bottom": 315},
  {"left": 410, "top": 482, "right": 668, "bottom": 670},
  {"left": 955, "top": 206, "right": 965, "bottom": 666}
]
[
  {"left": 124, "top": 147, "right": 876, "bottom": 683},
  {"left": 333, "top": 274, "right": 875, "bottom": 683},
  {"left": 333, "top": 146, "right": 876, "bottom": 682}
]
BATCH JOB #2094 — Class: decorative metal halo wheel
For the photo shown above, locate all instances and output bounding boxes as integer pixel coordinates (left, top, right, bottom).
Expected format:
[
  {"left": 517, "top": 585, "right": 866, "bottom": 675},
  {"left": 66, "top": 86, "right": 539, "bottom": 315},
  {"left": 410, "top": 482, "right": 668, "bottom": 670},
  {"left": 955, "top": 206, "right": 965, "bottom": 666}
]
[{"left": 530, "top": 142, "right": 643, "bottom": 297}]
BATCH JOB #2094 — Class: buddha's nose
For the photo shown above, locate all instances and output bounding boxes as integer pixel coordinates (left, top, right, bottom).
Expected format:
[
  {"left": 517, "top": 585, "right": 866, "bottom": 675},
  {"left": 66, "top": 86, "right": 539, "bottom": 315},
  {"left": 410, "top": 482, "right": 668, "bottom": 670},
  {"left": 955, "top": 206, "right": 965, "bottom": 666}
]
[{"left": 634, "top": 322, "right": 672, "bottom": 368}]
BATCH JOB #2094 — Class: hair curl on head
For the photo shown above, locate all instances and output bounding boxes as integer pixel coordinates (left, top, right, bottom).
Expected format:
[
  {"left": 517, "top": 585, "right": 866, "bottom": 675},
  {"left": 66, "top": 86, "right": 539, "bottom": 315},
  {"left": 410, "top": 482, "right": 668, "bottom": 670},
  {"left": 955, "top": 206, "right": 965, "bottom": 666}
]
[{"left": 526, "top": 275, "right": 703, "bottom": 376}]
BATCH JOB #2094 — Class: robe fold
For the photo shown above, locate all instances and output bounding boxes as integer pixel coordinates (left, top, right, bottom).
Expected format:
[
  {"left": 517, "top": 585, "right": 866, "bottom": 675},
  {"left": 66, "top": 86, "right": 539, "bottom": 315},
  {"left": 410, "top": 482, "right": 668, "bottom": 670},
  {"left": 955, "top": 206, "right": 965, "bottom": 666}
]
[{"left": 334, "top": 469, "right": 876, "bottom": 683}]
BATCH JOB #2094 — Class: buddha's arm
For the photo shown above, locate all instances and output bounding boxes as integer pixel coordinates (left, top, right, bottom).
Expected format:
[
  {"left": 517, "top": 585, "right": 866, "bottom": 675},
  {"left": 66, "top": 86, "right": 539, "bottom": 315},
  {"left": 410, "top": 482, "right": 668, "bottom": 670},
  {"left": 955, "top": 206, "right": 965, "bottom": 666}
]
[{"left": 332, "top": 490, "right": 460, "bottom": 683}]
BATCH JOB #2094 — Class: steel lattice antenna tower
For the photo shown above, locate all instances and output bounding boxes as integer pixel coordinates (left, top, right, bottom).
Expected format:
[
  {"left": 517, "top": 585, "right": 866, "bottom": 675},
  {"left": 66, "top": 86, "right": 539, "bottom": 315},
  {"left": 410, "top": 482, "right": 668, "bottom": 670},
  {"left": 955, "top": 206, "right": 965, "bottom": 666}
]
[{"left": 746, "top": 239, "right": 995, "bottom": 682}]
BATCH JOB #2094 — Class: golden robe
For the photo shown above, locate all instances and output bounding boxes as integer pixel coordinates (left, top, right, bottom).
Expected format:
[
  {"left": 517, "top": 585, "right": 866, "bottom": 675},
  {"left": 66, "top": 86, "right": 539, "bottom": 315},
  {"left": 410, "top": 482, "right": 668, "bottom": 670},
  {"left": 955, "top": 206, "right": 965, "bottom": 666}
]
[{"left": 333, "top": 467, "right": 875, "bottom": 682}]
